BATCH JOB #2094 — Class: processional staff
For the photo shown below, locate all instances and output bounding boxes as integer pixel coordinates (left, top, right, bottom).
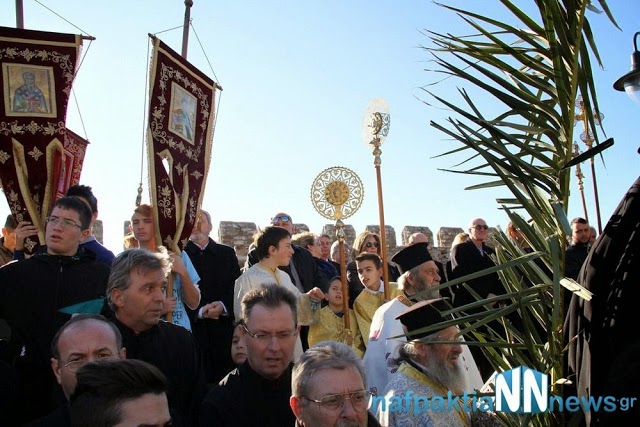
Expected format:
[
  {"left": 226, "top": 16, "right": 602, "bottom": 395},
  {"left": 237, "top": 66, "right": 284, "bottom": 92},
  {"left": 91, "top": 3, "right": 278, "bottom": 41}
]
[
  {"left": 574, "top": 95, "right": 605, "bottom": 233},
  {"left": 310, "top": 167, "right": 364, "bottom": 332},
  {"left": 362, "top": 99, "right": 392, "bottom": 300}
]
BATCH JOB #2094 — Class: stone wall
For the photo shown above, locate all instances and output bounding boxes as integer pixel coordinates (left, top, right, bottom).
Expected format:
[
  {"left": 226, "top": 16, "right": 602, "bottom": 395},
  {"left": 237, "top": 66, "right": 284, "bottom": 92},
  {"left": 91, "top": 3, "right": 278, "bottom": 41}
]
[
  {"left": 215, "top": 221, "right": 497, "bottom": 267},
  {"left": 114, "top": 219, "right": 496, "bottom": 267}
]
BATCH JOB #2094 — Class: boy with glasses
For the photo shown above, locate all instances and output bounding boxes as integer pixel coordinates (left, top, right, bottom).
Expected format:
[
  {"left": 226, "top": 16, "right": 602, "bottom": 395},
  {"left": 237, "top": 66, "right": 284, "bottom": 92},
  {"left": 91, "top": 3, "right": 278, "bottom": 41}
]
[{"left": 0, "top": 196, "right": 111, "bottom": 423}]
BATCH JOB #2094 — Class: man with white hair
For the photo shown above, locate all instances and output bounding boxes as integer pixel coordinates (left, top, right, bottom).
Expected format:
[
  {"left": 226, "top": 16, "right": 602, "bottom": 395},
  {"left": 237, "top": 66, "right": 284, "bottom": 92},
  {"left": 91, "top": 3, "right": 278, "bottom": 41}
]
[
  {"left": 290, "top": 341, "right": 380, "bottom": 427},
  {"left": 363, "top": 243, "right": 482, "bottom": 397},
  {"left": 376, "top": 298, "right": 471, "bottom": 426}
]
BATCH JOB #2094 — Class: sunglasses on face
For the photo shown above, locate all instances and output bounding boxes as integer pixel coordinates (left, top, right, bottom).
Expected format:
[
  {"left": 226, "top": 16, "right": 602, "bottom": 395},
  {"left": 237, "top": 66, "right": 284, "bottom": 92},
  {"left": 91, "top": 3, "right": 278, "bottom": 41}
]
[
  {"left": 365, "top": 241, "right": 380, "bottom": 248},
  {"left": 472, "top": 225, "right": 489, "bottom": 231},
  {"left": 271, "top": 215, "right": 291, "bottom": 224}
]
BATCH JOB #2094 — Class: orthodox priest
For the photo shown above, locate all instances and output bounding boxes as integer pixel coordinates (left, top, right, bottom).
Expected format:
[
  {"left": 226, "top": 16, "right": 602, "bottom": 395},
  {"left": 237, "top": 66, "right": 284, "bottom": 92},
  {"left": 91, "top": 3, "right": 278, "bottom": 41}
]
[
  {"left": 363, "top": 243, "right": 482, "bottom": 397},
  {"left": 376, "top": 298, "right": 471, "bottom": 427}
]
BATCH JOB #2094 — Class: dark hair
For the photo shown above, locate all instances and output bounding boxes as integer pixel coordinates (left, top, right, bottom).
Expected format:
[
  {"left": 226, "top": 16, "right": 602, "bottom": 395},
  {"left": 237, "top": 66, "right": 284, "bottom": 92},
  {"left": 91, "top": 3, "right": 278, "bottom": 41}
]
[
  {"left": 355, "top": 252, "right": 382, "bottom": 270},
  {"left": 570, "top": 217, "right": 588, "bottom": 226},
  {"left": 4, "top": 214, "right": 16, "bottom": 230},
  {"left": 69, "top": 359, "right": 168, "bottom": 427},
  {"left": 241, "top": 284, "right": 298, "bottom": 326},
  {"left": 66, "top": 185, "right": 98, "bottom": 215},
  {"left": 51, "top": 314, "right": 122, "bottom": 359},
  {"left": 256, "top": 226, "right": 291, "bottom": 260},
  {"left": 327, "top": 275, "right": 342, "bottom": 285},
  {"left": 53, "top": 196, "right": 93, "bottom": 230}
]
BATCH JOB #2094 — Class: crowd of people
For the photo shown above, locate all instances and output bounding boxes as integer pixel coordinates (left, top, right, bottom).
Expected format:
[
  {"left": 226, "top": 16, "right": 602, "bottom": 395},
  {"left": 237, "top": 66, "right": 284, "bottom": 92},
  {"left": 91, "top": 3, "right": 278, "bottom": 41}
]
[{"left": 0, "top": 184, "right": 599, "bottom": 426}]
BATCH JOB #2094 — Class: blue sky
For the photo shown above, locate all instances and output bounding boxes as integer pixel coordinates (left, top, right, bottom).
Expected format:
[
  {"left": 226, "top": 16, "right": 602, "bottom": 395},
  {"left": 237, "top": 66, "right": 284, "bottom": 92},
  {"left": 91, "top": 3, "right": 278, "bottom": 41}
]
[{"left": 2, "top": 1, "right": 639, "bottom": 254}]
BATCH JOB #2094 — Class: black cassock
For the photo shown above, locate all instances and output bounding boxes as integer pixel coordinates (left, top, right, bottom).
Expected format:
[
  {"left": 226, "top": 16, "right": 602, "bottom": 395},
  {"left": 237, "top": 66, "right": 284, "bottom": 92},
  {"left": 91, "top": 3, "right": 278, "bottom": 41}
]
[
  {"left": 567, "top": 175, "right": 640, "bottom": 426},
  {"left": 199, "top": 361, "right": 296, "bottom": 427},
  {"left": 185, "top": 238, "right": 240, "bottom": 384}
]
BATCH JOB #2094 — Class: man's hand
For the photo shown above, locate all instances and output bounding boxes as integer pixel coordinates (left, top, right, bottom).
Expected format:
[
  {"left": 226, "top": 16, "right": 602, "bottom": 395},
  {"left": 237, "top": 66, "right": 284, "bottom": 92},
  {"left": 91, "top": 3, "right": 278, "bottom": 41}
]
[
  {"left": 202, "top": 301, "right": 225, "bottom": 319},
  {"left": 14, "top": 221, "right": 38, "bottom": 250}
]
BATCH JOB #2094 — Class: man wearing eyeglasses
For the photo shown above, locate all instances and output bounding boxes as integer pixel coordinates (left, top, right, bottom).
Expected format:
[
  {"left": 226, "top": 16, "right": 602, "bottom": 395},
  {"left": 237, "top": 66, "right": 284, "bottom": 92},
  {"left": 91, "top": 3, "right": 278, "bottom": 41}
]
[
  {"left": 290, "top": 341, "right": 380, "bottom": 427},
  {"left": 201, "top": 284, "right": 300, "bottom": 426},
  {"left": 0, "top": 196, "right": 111, "bottom": 424},
  {"left": 27, "top": 314, "right": 125, "bottom": 426},
  {"left": 450, "top": 218, "right": 504, "bottom": 381}
]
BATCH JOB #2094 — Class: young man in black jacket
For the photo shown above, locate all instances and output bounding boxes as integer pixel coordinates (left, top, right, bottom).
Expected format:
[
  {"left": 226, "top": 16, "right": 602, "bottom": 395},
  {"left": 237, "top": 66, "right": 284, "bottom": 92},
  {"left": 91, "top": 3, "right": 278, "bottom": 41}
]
[{"left": 0, "top": 196, "right": 110, "bottom": 423}]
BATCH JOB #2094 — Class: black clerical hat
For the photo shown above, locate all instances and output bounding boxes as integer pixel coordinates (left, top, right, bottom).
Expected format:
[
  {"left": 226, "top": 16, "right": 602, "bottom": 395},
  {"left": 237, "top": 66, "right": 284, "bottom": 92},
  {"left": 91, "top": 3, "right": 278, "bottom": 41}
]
[
  {"left": 391, "top": 242, "right": 432, "bottom": 274},
  {"left": 396, "top": 298, "right": 453, "bottom": 340}
]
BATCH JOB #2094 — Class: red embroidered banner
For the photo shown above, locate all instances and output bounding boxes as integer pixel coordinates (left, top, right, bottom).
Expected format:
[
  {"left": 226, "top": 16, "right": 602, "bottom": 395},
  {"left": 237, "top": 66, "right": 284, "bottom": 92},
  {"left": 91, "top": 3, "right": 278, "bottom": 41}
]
[
  {"left": 56, "top": 128, "right": 89, "bottom": 200},
  {"left": 0, "top": 26, "right": 82, "bottom": 254},
  {"left": 147, "top": 37, "right": 217, "bottom": 252}
]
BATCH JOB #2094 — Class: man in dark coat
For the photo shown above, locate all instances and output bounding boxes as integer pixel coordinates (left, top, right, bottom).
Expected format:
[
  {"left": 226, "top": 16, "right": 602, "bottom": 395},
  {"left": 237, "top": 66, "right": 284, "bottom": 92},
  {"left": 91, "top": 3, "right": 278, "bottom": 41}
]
[
  {"left": 0, "top": 196, "right": 110, "bottom": 423},
  {"left": 107, "top": 249, "right": 207, "bottom": 426},
  {"left": 451, "top": 217, "right": 504, "bottom": 381},
  {"left": 200, "top": 285, "right": 298, "bottom": 427},
  {"left": 568, "top": 176, "right": 640, "bottom": 426},
  {"left": 27, "top": 314, "right": 125, "bottom": 427},
  {"left": 451, "top": 218, "right": 503, "bottom": 308},
  {"left": 185, "top": 209, "right": 241, "bottom": 384},
  {"left": 565, "top": 217, "right": 591, "bottom": 281}
]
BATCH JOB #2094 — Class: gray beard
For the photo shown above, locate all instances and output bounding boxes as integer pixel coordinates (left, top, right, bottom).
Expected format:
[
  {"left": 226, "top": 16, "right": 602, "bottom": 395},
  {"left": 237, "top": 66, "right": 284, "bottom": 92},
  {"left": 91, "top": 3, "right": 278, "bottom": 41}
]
[
  {"left": 335, "top": 421, "right": 365, "bottom": 427},
  {"left": 412, "top": 278, "right": 440, "bottom": 301},
  {"left": 423, "top": 356, "right": 467, "bottom": 395}
]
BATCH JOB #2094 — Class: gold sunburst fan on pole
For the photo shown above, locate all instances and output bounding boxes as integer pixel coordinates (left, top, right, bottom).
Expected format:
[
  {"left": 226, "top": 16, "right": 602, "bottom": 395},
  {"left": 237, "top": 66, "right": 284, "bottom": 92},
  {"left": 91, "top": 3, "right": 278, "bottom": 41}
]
[
  {"left": 310, "top": 166, "right": 364, "bottom": 220},
  {"left": 310, "top": 166, "right": 363, "bottom": 336}
]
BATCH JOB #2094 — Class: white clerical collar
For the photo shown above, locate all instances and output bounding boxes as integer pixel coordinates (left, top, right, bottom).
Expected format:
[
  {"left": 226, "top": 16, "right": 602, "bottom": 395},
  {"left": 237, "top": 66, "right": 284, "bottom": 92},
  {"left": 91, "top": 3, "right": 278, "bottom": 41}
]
[{"left": 191, "top": 239, "right": 209, "bottom": 250}]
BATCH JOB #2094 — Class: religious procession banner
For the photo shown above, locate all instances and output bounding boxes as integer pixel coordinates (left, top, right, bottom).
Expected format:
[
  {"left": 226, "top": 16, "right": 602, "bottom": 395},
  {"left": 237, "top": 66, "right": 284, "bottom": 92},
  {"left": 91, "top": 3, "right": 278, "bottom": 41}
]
[
  {"left": 147, "top": 36, "right": 217, "bottom": 252},
  {"left": 56, "top": 128, "right": 89, "bottom": 200},
  {"left": 0, "top": 26, "right": 82, "bottom": 255}
]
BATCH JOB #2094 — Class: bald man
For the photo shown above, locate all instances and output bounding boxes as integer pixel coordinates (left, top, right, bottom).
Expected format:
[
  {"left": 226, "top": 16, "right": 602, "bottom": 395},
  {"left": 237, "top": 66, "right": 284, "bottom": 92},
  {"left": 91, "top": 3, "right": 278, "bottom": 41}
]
[{"left": 450, "top": 217, "right": 504, "bottom": 380}]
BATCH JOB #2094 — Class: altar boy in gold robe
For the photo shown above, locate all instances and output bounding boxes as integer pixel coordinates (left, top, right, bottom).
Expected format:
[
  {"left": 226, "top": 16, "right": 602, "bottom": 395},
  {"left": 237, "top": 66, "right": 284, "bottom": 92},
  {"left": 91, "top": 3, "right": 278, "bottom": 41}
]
[
  {"left": 353, "top": 253, "right": 400, "bottom": 345},
  {"left": 308, "top": 277, "right": 365, "bottom": 357}
]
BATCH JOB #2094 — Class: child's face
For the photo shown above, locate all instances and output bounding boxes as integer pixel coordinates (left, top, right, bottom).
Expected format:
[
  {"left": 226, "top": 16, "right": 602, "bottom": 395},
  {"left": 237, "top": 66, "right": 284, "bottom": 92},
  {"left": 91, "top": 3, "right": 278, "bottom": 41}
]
[
  {"left": 357, "top": 259, "right": 382, "bottom": 291},
  {"left": 231, "top": 325, "right": 247, "bottom": 365},
  {"left": 326, "top": 280, "right": 343, "bottom": 307}
]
